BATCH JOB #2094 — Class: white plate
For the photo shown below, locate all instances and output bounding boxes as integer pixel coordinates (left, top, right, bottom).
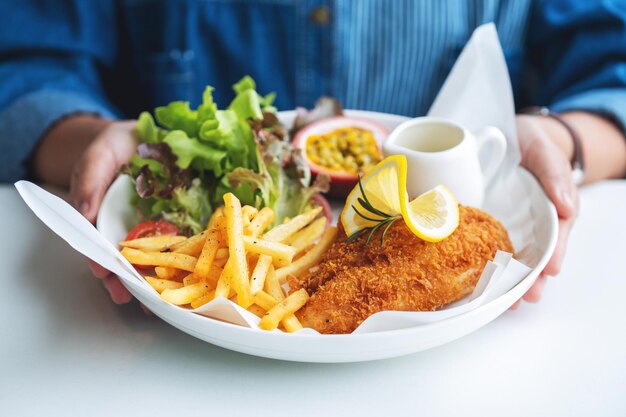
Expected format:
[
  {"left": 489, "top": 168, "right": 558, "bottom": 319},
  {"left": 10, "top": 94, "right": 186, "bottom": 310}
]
[{"left": 97, "top": 110, "right": 558, "bottom": 363}]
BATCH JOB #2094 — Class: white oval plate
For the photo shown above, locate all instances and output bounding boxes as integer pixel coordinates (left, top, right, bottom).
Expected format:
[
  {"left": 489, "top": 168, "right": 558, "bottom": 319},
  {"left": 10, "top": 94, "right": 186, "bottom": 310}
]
[{"left": 98, "top": 110, "right": 558, "bottom": 363}]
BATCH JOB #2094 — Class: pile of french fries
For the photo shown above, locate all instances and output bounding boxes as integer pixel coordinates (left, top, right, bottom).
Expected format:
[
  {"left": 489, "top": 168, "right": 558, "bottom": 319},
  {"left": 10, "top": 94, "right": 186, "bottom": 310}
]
[{"left": 119, "top": 193, "right": 337, "bottom": 332}]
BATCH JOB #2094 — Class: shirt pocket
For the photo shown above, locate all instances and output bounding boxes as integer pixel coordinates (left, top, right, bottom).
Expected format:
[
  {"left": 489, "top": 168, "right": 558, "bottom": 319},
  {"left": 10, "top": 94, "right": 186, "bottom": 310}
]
[{"left": 134, "top": 49, "right": 196, "bottom": 106}]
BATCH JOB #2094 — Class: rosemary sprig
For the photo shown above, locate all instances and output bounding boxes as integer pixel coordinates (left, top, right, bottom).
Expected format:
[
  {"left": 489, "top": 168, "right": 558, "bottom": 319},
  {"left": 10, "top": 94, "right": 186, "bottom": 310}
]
[{"left": 346, "top": 176, "right": 401, "bottom": 246}]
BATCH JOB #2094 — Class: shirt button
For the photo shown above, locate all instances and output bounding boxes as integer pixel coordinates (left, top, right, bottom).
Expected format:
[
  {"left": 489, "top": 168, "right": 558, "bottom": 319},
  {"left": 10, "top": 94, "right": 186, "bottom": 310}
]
[{"left": 310, "top": 6, "right": 331, "bottom": 26}]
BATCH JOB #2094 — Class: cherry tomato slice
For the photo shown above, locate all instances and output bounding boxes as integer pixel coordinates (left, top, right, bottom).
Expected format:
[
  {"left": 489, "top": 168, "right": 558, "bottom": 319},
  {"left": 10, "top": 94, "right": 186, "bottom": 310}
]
[
  {"left": 312, "top": 192, "right": 333, "bottom": 225},
  {"left": 125, "top": 220, "right": 179, "bottom": 241}
]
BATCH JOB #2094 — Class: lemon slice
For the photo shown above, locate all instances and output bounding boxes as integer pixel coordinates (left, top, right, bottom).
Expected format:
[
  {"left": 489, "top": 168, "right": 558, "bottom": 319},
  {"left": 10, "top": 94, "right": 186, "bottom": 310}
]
[
  {"left": 404, "top": 184, "right": 459, "bottom": 242},
  {"left": 340, "top": 155, "right": 459, "bottom": 243}
]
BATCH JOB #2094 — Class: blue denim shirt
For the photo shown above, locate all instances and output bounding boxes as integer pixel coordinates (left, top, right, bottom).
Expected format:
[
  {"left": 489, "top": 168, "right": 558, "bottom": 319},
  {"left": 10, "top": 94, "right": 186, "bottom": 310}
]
[{"left": 1, "top": 0, "right": 626, "bottom": 181}]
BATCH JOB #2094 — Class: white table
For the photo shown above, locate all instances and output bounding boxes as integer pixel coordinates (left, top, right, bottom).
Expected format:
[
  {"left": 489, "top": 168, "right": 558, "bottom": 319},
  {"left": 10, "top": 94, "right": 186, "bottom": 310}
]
[{"left": 1, "top": 181, "right": 624, "bottom": 417}]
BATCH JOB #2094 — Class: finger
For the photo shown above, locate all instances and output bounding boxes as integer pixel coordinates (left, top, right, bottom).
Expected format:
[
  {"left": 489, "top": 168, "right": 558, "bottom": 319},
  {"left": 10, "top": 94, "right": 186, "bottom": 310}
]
[
  {"left": 522, "top": 274, "right": 548, "bottom": 303},
  {"left": 69, "top": 122, "right": 137, "bottom": 223},
  {"left": 140, "top": 304, "right": 154, "bottom": 316},
  {"left": 103, "top": 275, "right": 134, "bottom": 304},
  {"left": 70, "top": 144, "right": 119, "bottom": 223},
  {"left": 522, "top": 140, "right": 577, "bottom": 277},
  {"left": 87, "top": 259, "right": 112, "bottom": 279},
  {"left": 543, "top": 216, "right": 574, "bottom": 276},
  {"left": 509, "top": 299, "right": 522, "bottom": 311},
  {"left": 526, "top": 143, "right": 578, "bottom": 220},
  {"left": 541, "top": 172, "right": 578, "bottom": 221}
]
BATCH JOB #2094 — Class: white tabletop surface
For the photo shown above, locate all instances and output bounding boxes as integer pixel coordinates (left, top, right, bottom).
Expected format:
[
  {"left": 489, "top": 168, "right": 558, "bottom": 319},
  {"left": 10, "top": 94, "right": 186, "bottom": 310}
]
[{"left": 1, "top": 181, "right": 625, "bottom": 417}]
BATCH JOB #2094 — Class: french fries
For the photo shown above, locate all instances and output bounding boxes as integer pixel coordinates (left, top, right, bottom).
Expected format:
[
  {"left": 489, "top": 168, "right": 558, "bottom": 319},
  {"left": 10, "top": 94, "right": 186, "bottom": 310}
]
[
  {"left": 214, "top": 259, "right": 233, "bottom": 299},
  {"left": 223, "top": 193, "right": 252, "bottom": 308},
  {"left": 167, "top": 231, "right": 207, "bottom": 256},
  {"left": 262, "top": 207, "right": 322, "bottom": 243},
  {"left": 250, "top": 254, "right": 272, "bottom": 295},
  {"left": 207, "top": 207, "right": 224, "bottom": 229},
  {"left": 120, "top": 247, "right": 197, "bottom": 271},
  {"left": 190, "top": 290, "right": 216, "bottom": 309},
  {"left": 285, "top": 216, "right": 327, "bottom": 255},
  {"left": 119, "top": 236, "right": 186, "bottom": 251},
  {"left": 259, "top": 289, "right": 309, "bottom": 330},
  {"left": 144, "top": 276, "right": 184, "bottom": 293},
  {"left": 192, "top": 228, "right": 221, "bottom": 280},
  {"left": 241, "top": 205, "right": 258, "bottom": 228},
  {"left": 120, "top": 192, "right": 337, "bottom": 333},
  {"left": 161, "top": 282, "right": 210, "bottom": 305},
  {"left": 154, "top": 266, "right": 186, "bottom": 281},
  {"left": 242, "top": 236, "right": 296, "bottom": 267},
  {"left": 253, "top": 289, "right": 304, "bottom": 332},
  {"left": 275, "top": 227, "right": 337, "bottom": 284},
  {"left": 263, "top": 265, "right": 285, "bottom": 301},
  {"left": 245, "top": 207, "right": 274, "bottom": 237}
]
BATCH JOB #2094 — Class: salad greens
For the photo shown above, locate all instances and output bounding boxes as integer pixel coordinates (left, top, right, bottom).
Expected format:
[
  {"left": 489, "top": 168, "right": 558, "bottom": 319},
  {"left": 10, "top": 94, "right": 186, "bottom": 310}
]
[{"left": 124, "top": 76, "right": 328, "bottom": 235}]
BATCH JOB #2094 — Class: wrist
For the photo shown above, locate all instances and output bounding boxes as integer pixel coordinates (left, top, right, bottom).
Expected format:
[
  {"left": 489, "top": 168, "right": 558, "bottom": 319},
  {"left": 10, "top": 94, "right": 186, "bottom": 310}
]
[
  {"left": 519, "top": 107, "right": 585, "bottom": 184},
  {"left": 530, "top": 115, "right": 575, "bottom": 160}
]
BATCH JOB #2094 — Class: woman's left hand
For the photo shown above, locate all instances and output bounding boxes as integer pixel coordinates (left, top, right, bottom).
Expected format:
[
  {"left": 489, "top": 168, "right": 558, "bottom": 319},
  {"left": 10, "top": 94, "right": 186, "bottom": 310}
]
[{"left": 513, "top": 114, "right": 579, "bottom": 307}]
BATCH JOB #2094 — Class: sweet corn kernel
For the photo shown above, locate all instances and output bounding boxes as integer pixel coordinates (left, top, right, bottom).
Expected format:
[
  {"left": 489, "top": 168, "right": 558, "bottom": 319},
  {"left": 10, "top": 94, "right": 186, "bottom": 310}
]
[{"left": 305, "top": 126, "right": 382, "bottom": 174}]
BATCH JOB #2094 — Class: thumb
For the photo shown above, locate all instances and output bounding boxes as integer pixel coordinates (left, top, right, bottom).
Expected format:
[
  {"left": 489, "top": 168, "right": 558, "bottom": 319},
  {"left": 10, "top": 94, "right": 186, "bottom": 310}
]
[
  {"left": 540, "top": 169, "right": 577, "bottom": 221},
  {"left": 70, "top": 145, "right": 119, "bottom": 223},
  {"left": 526, "top": 143, "right": 578, "bottom": 220},
  {"left": 70, "top": 121, "right": 137, "bottom": 223}
]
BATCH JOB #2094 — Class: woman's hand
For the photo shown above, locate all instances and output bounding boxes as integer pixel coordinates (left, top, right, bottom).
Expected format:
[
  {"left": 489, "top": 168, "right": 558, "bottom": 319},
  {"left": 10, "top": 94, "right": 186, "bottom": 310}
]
[
  {"left": 70, "top": 121, "right": 138, "bottom": 303},
  {"left": 515, "top": 110, "right": 626, "bottom": 307},
  {"left": 34, "top": 115, "right": 137, "bottom": 303},
  {"left": 514, "top": 114, "right": 579, "bottom": 307}
]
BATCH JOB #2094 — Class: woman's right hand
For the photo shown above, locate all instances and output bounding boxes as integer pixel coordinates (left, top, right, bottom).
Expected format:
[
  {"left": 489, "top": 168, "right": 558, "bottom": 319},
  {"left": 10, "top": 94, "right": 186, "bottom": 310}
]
[
  {"left": 71, "top": 120, "right": 138, "bottom": 303},
  {"left": 35, "top": 116, "right": 138, "bottom": 303}
]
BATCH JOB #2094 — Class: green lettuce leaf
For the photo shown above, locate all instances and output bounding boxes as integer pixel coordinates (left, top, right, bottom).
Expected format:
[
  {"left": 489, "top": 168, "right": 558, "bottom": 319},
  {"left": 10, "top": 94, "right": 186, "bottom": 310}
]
[
  {"left": 154, "top": 101, "right": 200, "bottom": 136},
  {"left": 125, "top": 75, "right": 318, "bottom": 235},
  {"left": 160, "top": 179, "right": 212, "bottom": 235},
  {"left": 136, "top": 112, "right": 161, "bottom": 144},
  {"left": 163, "top": 130, "right": 227, "bottom": 174}
]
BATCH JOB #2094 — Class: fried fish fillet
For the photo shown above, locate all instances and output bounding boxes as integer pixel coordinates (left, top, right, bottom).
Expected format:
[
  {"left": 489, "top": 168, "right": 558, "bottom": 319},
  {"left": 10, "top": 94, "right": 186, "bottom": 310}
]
[{"left": 292, "top": 206, "right": 513, "bottom": 334}]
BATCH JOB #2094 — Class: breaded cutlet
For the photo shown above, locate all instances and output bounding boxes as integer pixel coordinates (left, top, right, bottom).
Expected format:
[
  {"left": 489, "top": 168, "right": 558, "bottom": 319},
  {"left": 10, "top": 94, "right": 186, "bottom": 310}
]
[{"left": 292, "top": 206, "right": 513, "bottom": 334}]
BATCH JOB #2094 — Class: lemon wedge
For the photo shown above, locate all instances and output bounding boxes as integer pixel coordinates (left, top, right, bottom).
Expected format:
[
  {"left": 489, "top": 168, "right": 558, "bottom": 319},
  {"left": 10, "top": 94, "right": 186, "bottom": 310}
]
[
  {"left": 340, "top": 155, "right": 459, "bottom": 243},
  {"left": 405, "top": 184, "right": 459, "bottom": 242}
]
